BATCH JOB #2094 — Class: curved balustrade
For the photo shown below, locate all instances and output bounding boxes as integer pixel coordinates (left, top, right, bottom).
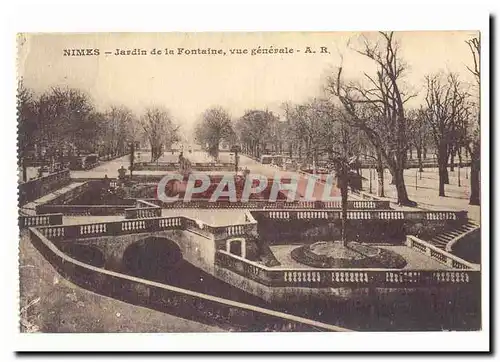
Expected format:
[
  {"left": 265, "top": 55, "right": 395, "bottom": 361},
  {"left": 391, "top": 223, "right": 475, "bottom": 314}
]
[
  {"left": 215, "top": 250, "right": 479, "bottom": 289},
  {"left": 406, "top": 235, "right": 479, "bottom": 270}
]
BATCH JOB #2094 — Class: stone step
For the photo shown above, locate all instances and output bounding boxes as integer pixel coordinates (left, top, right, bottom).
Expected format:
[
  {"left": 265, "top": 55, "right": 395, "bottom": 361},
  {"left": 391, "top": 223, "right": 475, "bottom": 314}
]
[
  {"left": 433, "top": 235, "right": 451, "bottom": 243},
  {"left": 441, "top": 232, "right": 461, "bottom": 238},
  {"left": 431, "top": 241, "right": 448, "bottom": 248}
]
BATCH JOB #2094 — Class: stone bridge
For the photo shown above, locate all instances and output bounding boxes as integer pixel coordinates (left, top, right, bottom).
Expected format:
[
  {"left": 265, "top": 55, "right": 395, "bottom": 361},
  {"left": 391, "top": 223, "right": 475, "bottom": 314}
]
[{"left": 55, "top": 229, "right": 248, "bottom": 275}]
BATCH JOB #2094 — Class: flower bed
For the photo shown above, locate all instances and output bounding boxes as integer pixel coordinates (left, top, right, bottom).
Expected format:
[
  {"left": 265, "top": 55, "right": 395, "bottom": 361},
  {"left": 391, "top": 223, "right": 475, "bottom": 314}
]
[{"left": 291, "top": 241, "right": 407, "bottom": 269}]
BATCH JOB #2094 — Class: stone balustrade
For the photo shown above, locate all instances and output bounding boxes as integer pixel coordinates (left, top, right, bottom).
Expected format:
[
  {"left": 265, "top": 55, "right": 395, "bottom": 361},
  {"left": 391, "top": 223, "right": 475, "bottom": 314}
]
[
  {"left": 406, "top": 235, "right": 479, "bottom": 270},
  {"left": 215, "top": 250, "right": 480, "bottom": 288},
  {"left": 38, "top": 204, "right": 133, "bottom": 216},
  {"left": 18, "top": 213, "right": 63, "bottom": 229},
  {"left": 154, "top": 199, "right": 391, "bottom": 210},
  {"left": 125, "top": 199, "right": 162, "bottom": 219},
  {"left": 254, "top": 209, "right": 467, "bottom": 221},
  {"left": 134, "top": 162, "right": 235, "bottom": 172},
  {"left": 36, "top": 214, "right": 254, "bottom": 242}
]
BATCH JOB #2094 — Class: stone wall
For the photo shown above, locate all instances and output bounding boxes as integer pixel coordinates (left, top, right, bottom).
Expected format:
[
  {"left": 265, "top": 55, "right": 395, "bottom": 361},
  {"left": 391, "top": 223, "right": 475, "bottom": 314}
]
[
  {"left": 19, "top": 169, "right": 71, "bottom": 205},
  {"left": 162, "top": 230, "right": 217, "bottom": 274}
]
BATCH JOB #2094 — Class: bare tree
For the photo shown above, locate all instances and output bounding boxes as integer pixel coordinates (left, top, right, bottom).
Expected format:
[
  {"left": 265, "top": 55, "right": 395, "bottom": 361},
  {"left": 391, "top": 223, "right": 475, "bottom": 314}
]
[
  {"left": 17, "top": 80, "right": 37, "bottom": 181},
  {"left": 102, "top": 105, "right": 137, "bottom": 157},
  {"left": 141, "top": 107, "right": 179, "bottom": 162},
  {"left": 195, "top": 107, "right": 235, "bottom": 161},
  {"left": 465, "top": 35, "right": 481, "bottom": 206},
  {"left": 35, "top": 87, "right": 96, "bottom": 162},
  {"left": 407, "top": 108, "right": 431, "bottom": 173},
  {"left": 422, "top": 73, "right": 468, "bottom": 197},
  {"left": 282, "top": 99, "right": 336, "bottom": 168},
  {"left": 326, "top": 32, "right": 416, "bottom": 206},
  {"left": 235, "top": 109, "right": 278, "bottom": 159}
]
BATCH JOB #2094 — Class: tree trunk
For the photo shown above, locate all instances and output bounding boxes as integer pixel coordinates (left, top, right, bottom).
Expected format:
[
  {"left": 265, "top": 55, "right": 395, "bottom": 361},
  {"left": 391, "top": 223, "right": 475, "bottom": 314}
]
[
  {"left": 340, "top": 183, "right": 348, "bottom": 247},
  {"left": 393, "top": 167, "right": 412, "bottom": 205},
  {"left": 469, "top": 146, "right": 480, "bottom": 205},
  {"left": 449, "top": 147, "right": 455, "bottom": 172},
  {"left": 423, "top": 146, "right": 427, "bottom": 160},
  {"left": 376, "top": 152, "right": 385, "bottom": 197},
  {"left": 443, "top": 146, "right": 450, "bottom": 184},
  {"left": 389, "top": 168, "right": 396, "bottom": 185},
  {"left": 437, "top": 144, "right": 448, "bottom": 197},
  {"left": 438, "top": 163, "right": 447, "bottom": 197},
  {"left": 416, "top": 146, "right": 423, "bottom": 172}
]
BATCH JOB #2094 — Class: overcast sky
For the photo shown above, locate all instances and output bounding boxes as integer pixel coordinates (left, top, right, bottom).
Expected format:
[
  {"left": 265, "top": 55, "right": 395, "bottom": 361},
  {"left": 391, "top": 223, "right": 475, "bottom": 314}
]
[{"left": 19, "top": 31, "right": 479, "bottom": 133}]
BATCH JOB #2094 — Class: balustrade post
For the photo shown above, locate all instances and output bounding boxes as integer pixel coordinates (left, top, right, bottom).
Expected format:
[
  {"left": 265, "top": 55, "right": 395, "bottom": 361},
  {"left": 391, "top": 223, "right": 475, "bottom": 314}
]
[{"left": 425, "top": 245, "right": 432, "bottom": 257}]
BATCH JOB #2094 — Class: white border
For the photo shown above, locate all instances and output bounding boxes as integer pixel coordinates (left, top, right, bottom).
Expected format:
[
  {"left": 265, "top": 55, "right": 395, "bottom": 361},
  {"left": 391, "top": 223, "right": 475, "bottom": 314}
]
[{"left": 2, "top": 0, "right": 492, "bottom": 354}]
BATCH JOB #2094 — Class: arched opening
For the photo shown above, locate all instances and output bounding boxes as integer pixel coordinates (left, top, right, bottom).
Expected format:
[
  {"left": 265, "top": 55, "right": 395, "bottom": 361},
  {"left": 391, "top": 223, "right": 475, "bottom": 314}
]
[
  {"left": 118, "top": 236, "right": 267, "bottom": 307},
  {"left": 226, "top": 238, "right": 246, "bottom": 259},
  {"left": 122, "top": 237, "right": 183, "bottom": 280},
  {"left": 59, "top": 244, "right": 105, "bottom": 268}
]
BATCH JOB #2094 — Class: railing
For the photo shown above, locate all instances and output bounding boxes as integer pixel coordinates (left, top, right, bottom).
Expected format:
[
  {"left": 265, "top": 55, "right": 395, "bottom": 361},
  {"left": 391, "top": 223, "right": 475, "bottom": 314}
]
[
  {"left": 154, "top": 199, "right": 391, "bottom": 210},
  {"left": 206, "top": 223, "right": 256, "bottom": 241},
  {"left": 36, "top": 217, "right": 182, "bottom": 240},
  {"left": 358, "top": 159, "right": 472, "bottom": 169},
  {"left": 18, "top": 169, "right": 71, "bottom": 205},
  {"left": 215, "top": 250, "right": 480, "bottom": 288},
  {"left": 406, "top": 235, "right": 479, "bottom": 270},
  {"left": 37, "top": 204, "right": 133, "bottom": 216},
  {"left": 29, "top": 228, "right": 349, "bottom": 332},
  {"left": 35, "top": 214, "right": 255, "bottom": 242},
  {"left": 134, "top": 162, "right": 235, "bottom": 172},
  {"left": 125, "top": 199, "right": 162, "bottom": 219},
  {"left": 18, "top": 213, "right": 63, "bottom": 229},
  {"left": 253, "top": 209, "right": 468, "bottom": 221}
]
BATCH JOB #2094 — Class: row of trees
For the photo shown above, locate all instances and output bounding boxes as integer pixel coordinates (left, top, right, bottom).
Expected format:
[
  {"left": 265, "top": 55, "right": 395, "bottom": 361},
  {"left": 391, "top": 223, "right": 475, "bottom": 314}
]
[
  {"left": 17, "top": 84, "right": 181, "bottom": 177},
  {"left": 192, "top": 32, "right": 480, "bottom": 206}
]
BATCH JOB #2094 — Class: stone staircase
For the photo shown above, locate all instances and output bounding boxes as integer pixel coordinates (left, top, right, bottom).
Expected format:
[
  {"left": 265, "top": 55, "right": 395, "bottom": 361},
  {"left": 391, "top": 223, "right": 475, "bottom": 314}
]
[{"left": 424, "top": 221, "right": 480, "bottom": 251}]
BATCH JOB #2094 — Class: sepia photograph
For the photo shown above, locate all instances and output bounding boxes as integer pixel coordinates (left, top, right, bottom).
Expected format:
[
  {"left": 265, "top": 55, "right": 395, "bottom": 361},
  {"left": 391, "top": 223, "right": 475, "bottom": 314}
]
[{"left": 14, "top": 27, "right": 487, "bottom": 350}]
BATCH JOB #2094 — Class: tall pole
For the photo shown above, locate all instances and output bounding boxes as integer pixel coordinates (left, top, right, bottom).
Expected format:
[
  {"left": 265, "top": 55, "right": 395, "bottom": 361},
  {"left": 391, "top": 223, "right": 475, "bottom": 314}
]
[
  {"left": 129, "top": 142, "right": 135, "bottom": 177},
  {"left": 369, "top": 167, "right": 372, "bottom": 193},
  {"left": 458, "top": 161, "right": 461, "bottom": 187},
  {"left": 235, "top": 149, "right": 239, "bottom": 174},
  {"left": 415, "top": 169, "right": 418, "bottom": 190}
]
